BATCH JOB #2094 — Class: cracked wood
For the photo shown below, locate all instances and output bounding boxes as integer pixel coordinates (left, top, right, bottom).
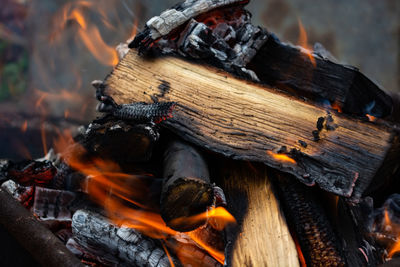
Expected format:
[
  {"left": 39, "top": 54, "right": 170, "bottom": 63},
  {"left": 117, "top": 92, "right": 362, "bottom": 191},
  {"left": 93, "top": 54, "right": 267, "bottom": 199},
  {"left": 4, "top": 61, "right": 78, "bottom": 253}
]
[{"left": 103, "top": 50, "right": 400, "bottom": 200}]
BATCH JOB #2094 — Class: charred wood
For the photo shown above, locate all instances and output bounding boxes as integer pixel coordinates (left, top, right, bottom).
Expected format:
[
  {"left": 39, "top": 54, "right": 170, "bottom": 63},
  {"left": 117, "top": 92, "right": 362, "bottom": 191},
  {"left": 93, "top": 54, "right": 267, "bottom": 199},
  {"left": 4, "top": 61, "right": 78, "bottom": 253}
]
[
  {"left": 0, "top": 188, "right": 83, "bottom": 267},
  {"left": 130, "top": 0, "right": 249, "bottom": 47},
  {"left": 77, "top": 116, "right": 160, "bottom": 164},
  {"left": 102, "top": 50, "right": 400, "bottom": 200},
  {"left": 249, "top": 35, "right": 393, "bottom": 118},
  {"left": 33, "top": 187, "right": 85, "bottom": 221},
  {"left": 72, "top": 209, "right": 179, "bottom": 267},
  {"left": 271, "top": 171, "right": 346, "bottom": 267},
  {"left": 336, "top": 197, "right": 379, "bottom": 266},
  {"left": 130, "top": 0, "right": 393, "bottom": 119},
  {"left": 1, "top": 179, "right": 34, "bottom": 207},
  {"left": 161, "top": 139, "right": 214, "bottom": 232}
]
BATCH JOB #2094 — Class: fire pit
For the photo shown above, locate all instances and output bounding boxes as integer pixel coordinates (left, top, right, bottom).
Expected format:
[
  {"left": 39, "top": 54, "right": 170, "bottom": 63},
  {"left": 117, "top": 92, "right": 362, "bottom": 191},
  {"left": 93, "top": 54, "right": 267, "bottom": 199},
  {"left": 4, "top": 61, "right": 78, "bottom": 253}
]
[{"left": 1, "top": 0, "right": 400, "bottom": 266}]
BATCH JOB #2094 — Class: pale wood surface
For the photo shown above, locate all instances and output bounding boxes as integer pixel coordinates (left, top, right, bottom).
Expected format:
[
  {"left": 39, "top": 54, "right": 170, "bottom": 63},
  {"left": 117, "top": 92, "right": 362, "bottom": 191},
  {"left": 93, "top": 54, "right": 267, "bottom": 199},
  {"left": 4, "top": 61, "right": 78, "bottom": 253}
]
[
  {"left": 218, "top": 161, "right": 299, "bottom": 267},
  {"left": 103, "top": 50, "right": 400, "bottom": 200}
]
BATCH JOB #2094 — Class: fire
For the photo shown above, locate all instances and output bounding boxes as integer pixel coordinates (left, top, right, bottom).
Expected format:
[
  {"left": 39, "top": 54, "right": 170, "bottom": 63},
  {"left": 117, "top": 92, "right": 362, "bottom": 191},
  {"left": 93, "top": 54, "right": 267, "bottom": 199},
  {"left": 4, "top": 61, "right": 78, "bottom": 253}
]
[
  {"left": 267, "top": 151, "right": 296, "bottom": 165},
  {"left": 297, "top": 18, "right": 316, "bottom": 67},
  {"left": 378, "top": 208, "right": 400, "bottom": 259},
  {"left": 389, "top": 238, "right": 400, "bottom": 258},
  {"left": 51, "top": 1, "right": 118, "bottom": 66},
  {"left": 188, "top": 231, "right": 225, "bottom": 264},
  {"left": 21, "top": 120, "right": 28, "bottom": 133},
  {"left": 331, "top": 101, "right": 343, "bottom": 113},
  {"left": 293, "top": 235, "right": 307, "bottom": 267},
  {"left": 366, "top": 114, "right": 376, "bottom": 122},
  {"left": 53, "top": 132, "right": 235, "bottom": 264}
]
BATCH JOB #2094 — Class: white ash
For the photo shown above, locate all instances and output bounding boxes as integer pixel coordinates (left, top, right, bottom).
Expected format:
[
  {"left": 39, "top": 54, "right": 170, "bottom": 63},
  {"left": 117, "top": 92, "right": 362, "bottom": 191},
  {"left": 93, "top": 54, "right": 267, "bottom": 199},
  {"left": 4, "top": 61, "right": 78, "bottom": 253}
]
[
  {"left": 72, "top": 209, "right": 178, "bottom": 267},
  {"left": 146, "top": 0, "right": 245, "bottom": 40}
]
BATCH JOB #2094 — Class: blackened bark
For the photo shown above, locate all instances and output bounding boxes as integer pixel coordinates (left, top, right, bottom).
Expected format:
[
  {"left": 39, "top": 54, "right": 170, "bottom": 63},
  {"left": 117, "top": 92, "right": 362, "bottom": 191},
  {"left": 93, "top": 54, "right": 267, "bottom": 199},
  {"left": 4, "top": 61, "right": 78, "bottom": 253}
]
[{"left": 161, "top": 140, "right": 214, "bottom": 232}]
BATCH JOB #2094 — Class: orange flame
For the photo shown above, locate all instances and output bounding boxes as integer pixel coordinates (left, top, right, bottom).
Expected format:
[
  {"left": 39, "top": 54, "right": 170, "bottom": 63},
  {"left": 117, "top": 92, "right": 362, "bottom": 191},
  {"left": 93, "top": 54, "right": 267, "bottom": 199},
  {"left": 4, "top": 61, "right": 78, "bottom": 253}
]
[
  {"left": 161, "top": 241, "right": 176, "bottom": 267},
  {"left": 53, "top": 132, "right": 235, "bottom": 264},
  {"left": 297, "top": 18, "right": 316, "bottom": 67},
  {"left": 331, "top": 101, "right": 343, "bottom": 113},
  {"left": 51, "top": 1, "right": 118, "bottom": 66},
  {"left": 21, "top": 120, "right": 28, "bottom": 133},
  {"left": 293, "top": 235, "right": 307, "bottom": 267},
  {"left": 267, "top": 151, "right": 296, "bottom": 164},
  {"left": 366, "top": 114, "right": 376, "bottom": 122},
  {"left": 188, "top": 231, "right": 225, "bottom": 264},
  {"left": 380, "top": 208, "right": 400, "bottom": 259},
  {"left": 389, "top": 238, "right": 400, "bottom": 258}
]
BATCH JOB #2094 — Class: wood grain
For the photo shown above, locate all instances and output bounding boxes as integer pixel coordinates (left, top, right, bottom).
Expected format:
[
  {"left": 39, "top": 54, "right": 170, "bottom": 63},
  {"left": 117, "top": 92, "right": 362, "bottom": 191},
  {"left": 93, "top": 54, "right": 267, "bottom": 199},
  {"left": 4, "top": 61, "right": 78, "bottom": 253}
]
[
  {"left": 103, "top": 50, "right": 400, "bottom": 200},
  {"left": 218, "top": 161, "right": 299, "bottom": 267}
]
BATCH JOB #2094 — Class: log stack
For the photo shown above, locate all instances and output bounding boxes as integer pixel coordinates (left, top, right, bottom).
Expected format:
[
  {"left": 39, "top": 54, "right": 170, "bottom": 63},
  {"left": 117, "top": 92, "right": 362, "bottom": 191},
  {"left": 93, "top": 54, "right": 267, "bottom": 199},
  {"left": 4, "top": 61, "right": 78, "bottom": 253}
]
[{"left": 1, "top": 0, "right": 400, "bottom": 266}]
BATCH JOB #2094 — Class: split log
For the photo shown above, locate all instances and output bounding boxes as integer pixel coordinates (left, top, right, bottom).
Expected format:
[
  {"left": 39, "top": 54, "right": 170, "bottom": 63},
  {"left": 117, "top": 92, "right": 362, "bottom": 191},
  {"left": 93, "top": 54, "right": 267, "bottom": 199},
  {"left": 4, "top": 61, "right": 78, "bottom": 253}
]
[
  {"left": 102, "top": 50, "right": 400, "bottom": 200},
  {"left": 72, "top": 209, "right": 179, "bottom": 267},
  {"left": 161, "top": 139, "right": 214, "bottom": 232},
  {"left": 217, "top": 160, "right": 299, "bottom": 266},
  {"left": 0, "top": 188, "right": 84, "bottom": 267}
]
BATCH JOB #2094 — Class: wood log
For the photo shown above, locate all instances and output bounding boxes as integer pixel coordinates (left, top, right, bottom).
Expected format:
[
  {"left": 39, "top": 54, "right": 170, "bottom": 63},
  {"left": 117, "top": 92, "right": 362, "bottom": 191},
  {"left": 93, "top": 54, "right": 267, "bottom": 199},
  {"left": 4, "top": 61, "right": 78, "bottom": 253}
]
[
  {"left": 0, "top": 188, "right": 84, "bottom": 267},
  {"left": 161, "top": 139, "right": 214, "bottom": 232},
  {"left": 248, "top": 35, "right": 393, "bottom": 118},
  {"left": 72, "top": 209, "right": 179, "bottom": 267},
  {"left": 217, "top": 160, "right": 299, "bottom": 266},
  {"left": 130, "top": 0, "right": 393, "bottom": 119},
  {"left": 78, "top": 116, "right": 160, "bottom": 164},
  {"left": 102, "top": 50, "right": 400, "bottom": 200}
]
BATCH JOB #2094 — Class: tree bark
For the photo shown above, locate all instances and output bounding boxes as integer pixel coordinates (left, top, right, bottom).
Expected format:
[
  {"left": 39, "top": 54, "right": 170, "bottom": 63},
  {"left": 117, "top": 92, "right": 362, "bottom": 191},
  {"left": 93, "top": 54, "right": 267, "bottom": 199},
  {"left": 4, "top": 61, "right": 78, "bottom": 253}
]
[{"left": 0, "top": 188, "right": 84, "bottom": 267}]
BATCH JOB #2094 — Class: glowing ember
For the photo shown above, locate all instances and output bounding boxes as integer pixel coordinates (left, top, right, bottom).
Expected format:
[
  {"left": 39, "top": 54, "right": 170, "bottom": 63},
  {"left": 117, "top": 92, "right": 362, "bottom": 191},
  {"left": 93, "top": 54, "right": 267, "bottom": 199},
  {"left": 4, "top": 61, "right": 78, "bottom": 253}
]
[
  {"left": 267, "top": 151, "right": 296, "bottom": 165},
  {"left": 297, "top": 18, "right": 316, "bottom": 67},
  {"left": 331, "top": 101, "right": 343, "bottom": 113},
  {"left": 21, "top": 120, "right": 28, "bottom": 132},
  {"left": 366, "top": 114, "right": 376, "bottom": 122}
]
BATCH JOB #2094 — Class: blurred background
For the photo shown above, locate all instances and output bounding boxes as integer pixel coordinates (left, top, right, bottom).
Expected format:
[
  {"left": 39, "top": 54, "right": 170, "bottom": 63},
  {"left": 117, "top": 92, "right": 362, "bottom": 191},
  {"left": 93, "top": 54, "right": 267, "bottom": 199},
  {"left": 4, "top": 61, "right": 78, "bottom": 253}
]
[{"left": 0, "top": 0, "right": 399, "bottom": 161}]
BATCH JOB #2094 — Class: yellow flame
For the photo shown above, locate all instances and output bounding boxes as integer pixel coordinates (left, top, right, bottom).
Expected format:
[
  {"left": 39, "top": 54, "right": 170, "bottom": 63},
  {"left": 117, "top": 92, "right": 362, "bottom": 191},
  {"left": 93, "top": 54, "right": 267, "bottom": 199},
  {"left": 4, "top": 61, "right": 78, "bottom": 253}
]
[
  {"left": 297, "top": 18, "right": 316, "bottom": 67},
  {"left": 267, "top": 151, "right": 296, "bottom": 164}
]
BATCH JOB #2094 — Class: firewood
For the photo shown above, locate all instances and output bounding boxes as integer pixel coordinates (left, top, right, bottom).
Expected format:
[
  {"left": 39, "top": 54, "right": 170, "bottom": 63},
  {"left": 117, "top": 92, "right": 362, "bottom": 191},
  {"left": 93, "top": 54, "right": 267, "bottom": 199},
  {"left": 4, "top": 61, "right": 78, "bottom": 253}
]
[
  {"left": 77, "top": 116, "right": 160, "bottom": 163},
  {"left": 101, "top": 50, "right": 400, "bottom": 200},
  {"left": 32, "top": 187, "right": 78, "bottom": 221},
  {"left": 249, "top": 36, "right": 393, "bottom": 118},
  {"left": 0, "top": 188, "right": 84, "bottom": 267},
  {"left": 271, "top": 171, "right": 346, "bottom": 267},
  {"left": 131, "top": 0, "right": 393, "bottom": 119},
  {"left": 217, "top": 160, "right": 299, "bottom": 266},
  {"left": 161, "top": 139, "right": 214, "bottom": 232},
  {"left": 72, "top": 209, "right": 179, "bottom": 267}
]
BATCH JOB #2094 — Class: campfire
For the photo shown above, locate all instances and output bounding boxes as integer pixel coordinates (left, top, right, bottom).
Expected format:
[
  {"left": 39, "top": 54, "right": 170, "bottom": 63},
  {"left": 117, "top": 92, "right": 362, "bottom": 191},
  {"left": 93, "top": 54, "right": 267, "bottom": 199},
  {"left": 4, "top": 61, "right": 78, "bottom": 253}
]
[{"left": 1, "top": 0, "right": 400, "bottom": 266}]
